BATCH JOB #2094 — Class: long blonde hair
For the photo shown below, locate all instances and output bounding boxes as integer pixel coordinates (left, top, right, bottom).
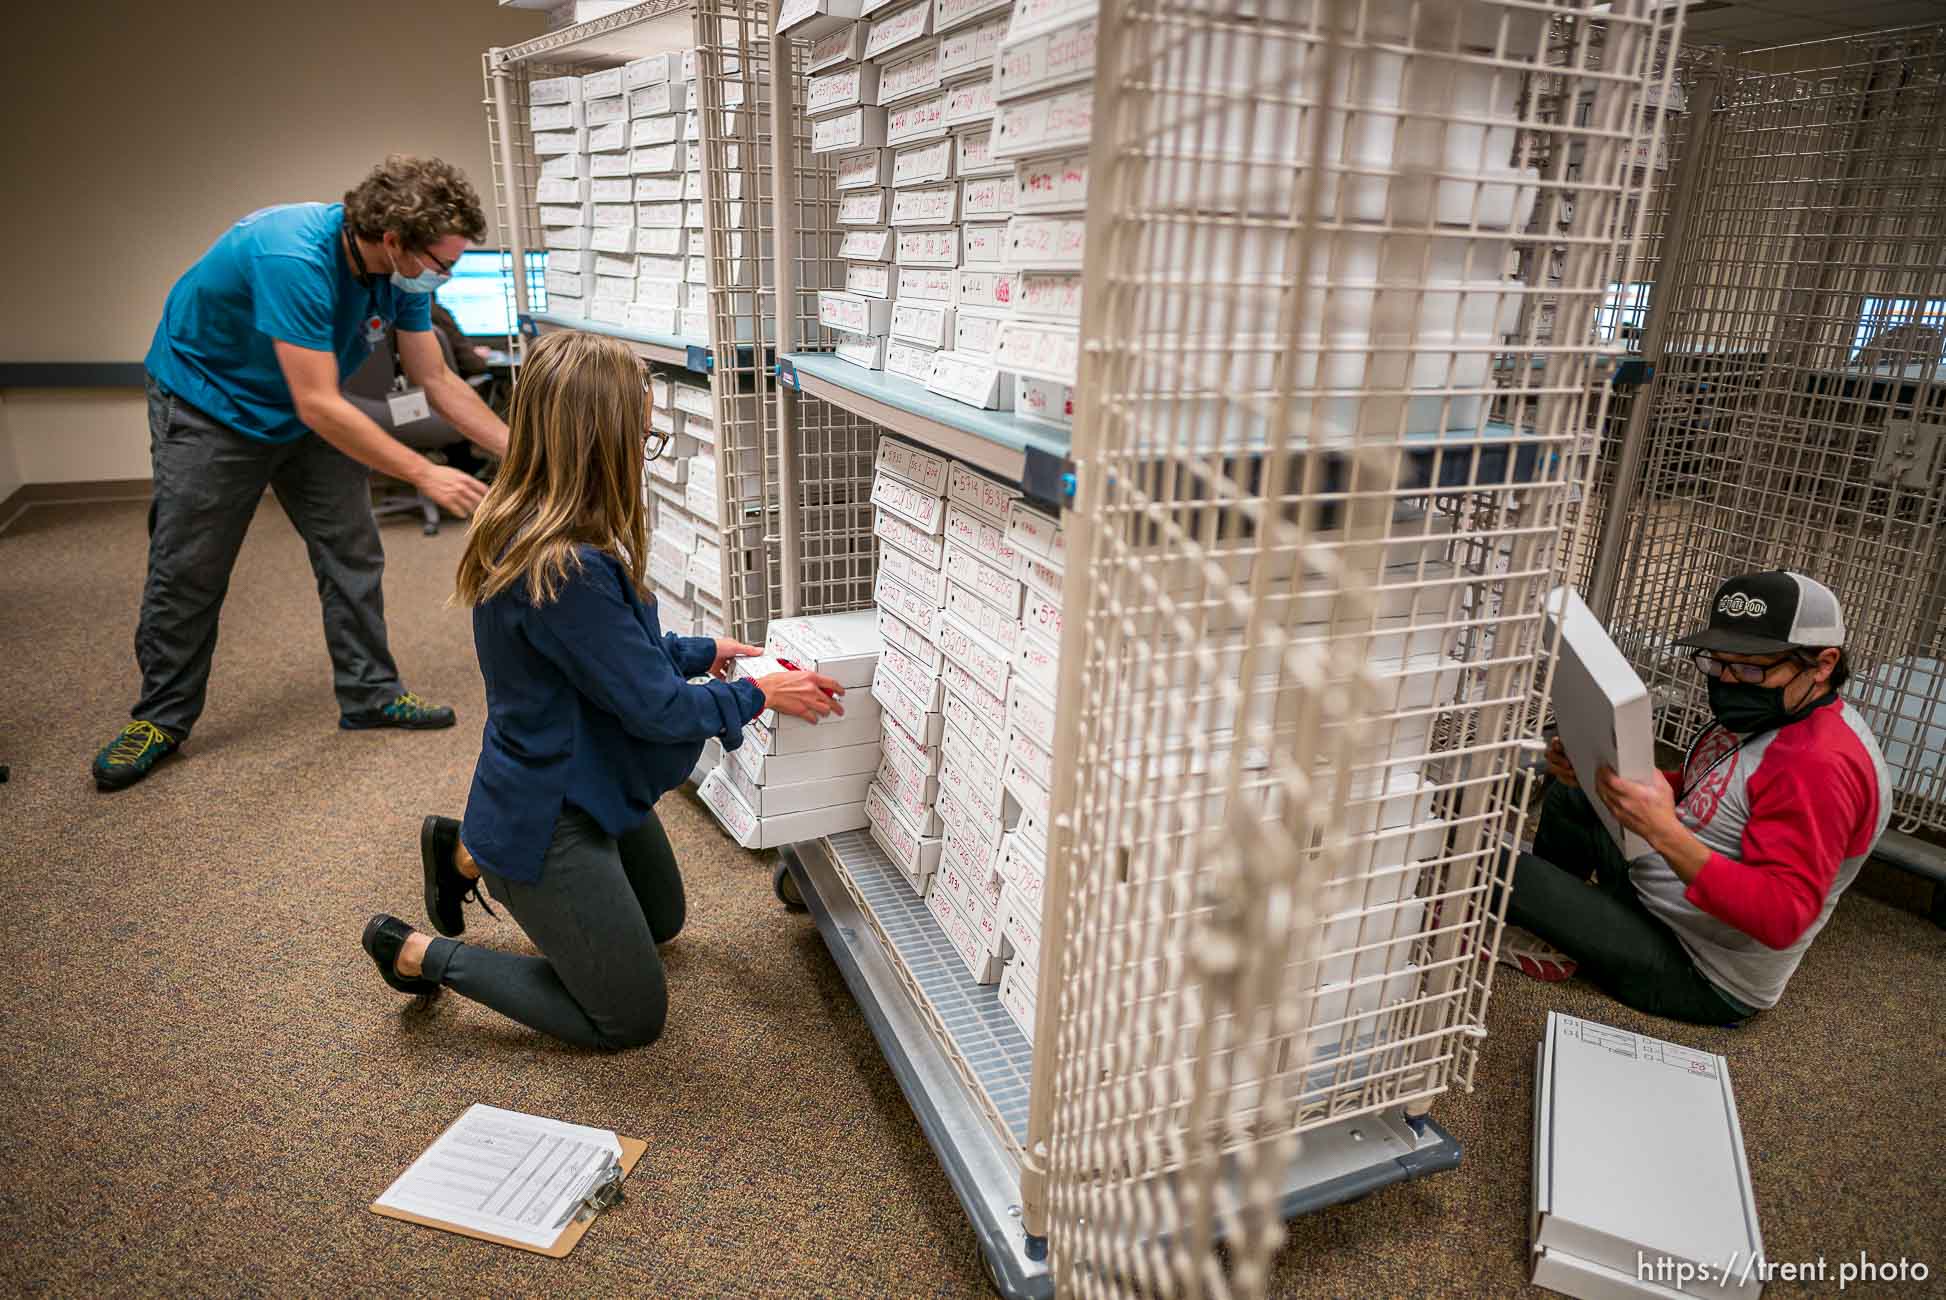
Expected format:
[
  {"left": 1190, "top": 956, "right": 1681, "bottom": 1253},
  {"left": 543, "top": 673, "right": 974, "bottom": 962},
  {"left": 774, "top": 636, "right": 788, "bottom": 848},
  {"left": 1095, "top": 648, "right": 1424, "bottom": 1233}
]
[{"left": 455, "top": 329, "right": 650, "bottom": 606}]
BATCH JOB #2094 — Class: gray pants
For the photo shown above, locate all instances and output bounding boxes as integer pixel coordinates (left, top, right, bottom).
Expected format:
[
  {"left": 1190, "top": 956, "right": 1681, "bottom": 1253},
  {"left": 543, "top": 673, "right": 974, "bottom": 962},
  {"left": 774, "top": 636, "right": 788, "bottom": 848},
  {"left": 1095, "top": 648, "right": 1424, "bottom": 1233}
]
[
  {"left": 422, "top": 806, "right": 683, "bottom": 1051},
  {"left": 134, "top": 376, "right": 402, "bottom": 738}
]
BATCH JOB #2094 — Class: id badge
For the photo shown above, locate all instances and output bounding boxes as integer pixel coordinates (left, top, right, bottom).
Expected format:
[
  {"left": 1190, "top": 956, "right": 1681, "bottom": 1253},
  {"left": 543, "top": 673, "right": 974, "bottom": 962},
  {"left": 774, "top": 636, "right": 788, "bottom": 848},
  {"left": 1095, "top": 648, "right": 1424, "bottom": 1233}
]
[
  {"left": 364, "top": 314, "right": 385, "bottom": 344},
  {"left": 387, "top": 387, "right": 431, "bottom": 425}
]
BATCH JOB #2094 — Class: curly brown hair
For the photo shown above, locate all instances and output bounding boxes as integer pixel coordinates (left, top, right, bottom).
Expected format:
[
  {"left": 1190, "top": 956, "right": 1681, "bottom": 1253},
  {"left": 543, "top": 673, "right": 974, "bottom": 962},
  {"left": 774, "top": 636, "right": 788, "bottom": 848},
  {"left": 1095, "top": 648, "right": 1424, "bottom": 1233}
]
[{"left": 342, "top": 155, "right": 487, "bottom": 248}]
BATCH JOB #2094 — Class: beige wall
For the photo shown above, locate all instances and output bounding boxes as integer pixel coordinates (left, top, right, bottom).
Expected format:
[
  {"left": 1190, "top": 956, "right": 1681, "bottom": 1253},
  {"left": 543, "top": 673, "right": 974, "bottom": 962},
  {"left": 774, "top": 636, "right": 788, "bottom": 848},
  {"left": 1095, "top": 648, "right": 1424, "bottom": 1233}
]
[
  {"left": 0, "top": 0, "right": 542, "bottom": 484},
  {"left": 0, "top": 400, "right": 22, "bottom": 506}
]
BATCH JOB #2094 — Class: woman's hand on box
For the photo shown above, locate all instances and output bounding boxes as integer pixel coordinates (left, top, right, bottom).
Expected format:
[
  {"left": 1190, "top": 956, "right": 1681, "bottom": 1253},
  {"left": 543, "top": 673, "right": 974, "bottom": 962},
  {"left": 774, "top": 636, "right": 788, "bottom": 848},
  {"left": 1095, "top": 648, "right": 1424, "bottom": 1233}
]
[
  {"left": 709, "top": 638, "right": 763, "bottom": 680},
  {"left": 757, "top": 670, "right": 846, "bottom": 723}
]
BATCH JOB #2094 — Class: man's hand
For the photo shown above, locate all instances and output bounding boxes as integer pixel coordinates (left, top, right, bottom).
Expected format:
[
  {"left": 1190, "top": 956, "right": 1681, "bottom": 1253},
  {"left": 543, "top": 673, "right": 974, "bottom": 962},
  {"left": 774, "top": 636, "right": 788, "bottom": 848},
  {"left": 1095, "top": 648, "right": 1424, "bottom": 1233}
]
[
  {"left": 416, "top": 463, "right": 488, "bottom": 517},
  {"left": 709, "top": 638, "right": 762, "bottom": 680},
  {"left": 1597, "top": 764, "right": 1712, "bottom": 882},
  {"left": 1545, "top": 735, "right": 1579, "bottom": 788},
  {"left": 1596, "top": 765, "right": 1682, "bottom": 841}
]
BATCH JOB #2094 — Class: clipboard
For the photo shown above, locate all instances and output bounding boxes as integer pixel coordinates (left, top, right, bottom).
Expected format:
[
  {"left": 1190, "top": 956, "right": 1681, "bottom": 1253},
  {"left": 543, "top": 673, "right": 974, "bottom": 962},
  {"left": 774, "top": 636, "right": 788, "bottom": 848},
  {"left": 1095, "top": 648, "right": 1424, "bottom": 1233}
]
[{"left": 371, "top": 1114, "right": 646, "bottom": 1258}]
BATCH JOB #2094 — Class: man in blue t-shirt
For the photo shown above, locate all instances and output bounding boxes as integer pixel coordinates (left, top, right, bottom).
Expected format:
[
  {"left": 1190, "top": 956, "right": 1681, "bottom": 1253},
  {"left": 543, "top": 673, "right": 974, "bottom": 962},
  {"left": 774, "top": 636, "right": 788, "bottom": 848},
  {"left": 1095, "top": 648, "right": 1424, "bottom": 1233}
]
[{"left": 92, "top": 156, "right": 512, "bottom": 791}]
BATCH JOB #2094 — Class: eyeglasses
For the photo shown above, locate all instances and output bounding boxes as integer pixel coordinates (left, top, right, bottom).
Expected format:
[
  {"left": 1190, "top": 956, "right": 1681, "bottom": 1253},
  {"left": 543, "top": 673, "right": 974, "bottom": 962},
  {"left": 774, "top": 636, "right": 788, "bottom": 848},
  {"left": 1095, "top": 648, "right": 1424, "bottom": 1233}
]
[
  {"left": 642, "top": 384, "right": 668, "bottom": 461},
  {"left": 416, "top": 246, "right": 457, "bottom": 274},
  {"left": 1690, "top": 651, "right": 1799, "bottom": 683}
]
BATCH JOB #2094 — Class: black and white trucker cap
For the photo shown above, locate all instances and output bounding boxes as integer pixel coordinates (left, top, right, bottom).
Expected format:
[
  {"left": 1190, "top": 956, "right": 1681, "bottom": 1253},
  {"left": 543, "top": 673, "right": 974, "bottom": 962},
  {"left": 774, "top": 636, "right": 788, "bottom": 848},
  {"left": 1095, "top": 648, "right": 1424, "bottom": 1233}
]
[{"left": 1673, "top": 570, "right": 1847, "bottom": 656}]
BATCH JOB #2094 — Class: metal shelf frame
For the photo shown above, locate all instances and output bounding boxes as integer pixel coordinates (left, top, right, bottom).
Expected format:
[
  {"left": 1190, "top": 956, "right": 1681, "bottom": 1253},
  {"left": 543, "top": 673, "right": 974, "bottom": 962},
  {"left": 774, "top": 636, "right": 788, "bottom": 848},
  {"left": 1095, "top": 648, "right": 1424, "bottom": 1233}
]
[
  {"left": 777, "top": 353, "right": 1071, "bottom": 491},
  {"left": 759, "top": 1, "right": 1686, "bottom": 1290},
  {"left": 783, "top": 835, "right": 1463, "bottom": 1300},
  {"left": 483, "top": 0, "right": 781, "bottom": 642}
]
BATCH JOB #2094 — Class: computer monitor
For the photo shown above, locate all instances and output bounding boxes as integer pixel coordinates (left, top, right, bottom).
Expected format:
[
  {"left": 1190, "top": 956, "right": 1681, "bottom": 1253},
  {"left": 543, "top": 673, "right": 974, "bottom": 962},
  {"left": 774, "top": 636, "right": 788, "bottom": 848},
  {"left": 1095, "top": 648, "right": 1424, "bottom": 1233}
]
[{"left": 436, "top": 250, "right": 548, "bottom": 337}]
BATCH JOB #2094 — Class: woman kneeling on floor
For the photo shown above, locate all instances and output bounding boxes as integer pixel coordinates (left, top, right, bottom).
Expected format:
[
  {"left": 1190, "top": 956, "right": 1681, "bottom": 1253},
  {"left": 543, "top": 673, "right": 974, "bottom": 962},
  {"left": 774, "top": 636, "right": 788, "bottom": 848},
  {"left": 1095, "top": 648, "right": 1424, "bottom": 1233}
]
[{"left": 359, "top": 329, "right": 843, "bottom": 1048}]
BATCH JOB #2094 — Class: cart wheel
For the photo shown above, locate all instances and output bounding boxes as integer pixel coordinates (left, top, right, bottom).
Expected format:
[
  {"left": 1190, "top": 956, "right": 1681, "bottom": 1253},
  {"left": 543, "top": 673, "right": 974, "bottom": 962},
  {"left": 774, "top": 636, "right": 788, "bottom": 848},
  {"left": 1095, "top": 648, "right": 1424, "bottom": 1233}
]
[
  {"left": 979, "top": 1246, "right": 1005, "bottom": 1298},
  {"left": 774, "top": 860, "right": 806, "bottom": 912}
]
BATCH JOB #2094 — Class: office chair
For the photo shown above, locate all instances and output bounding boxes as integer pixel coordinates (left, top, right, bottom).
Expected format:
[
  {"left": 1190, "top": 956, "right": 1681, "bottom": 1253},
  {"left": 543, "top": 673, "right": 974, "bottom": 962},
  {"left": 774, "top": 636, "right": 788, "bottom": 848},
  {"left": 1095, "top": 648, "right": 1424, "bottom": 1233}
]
[{"left": 342, "top": 328, "right": 489, "bottom": 536}]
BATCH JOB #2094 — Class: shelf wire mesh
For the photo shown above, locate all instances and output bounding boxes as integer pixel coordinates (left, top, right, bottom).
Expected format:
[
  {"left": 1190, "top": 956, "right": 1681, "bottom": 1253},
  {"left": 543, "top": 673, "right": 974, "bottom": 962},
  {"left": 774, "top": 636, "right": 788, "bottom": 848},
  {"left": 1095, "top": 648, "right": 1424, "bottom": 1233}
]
[
  {"left": 1597, "top": 25, "right": 1946, "bottom": 831},
  {"left": 1038, "top": 2, "right": 1681, "bottom": 1293}
]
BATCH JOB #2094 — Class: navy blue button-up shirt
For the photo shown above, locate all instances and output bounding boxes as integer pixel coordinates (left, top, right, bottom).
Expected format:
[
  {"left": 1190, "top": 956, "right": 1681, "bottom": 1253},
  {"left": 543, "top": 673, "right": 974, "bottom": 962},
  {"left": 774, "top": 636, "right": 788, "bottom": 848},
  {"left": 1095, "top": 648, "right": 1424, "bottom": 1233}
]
[{"left": 460, "top": 546, "right": 764, "bottom": 883}]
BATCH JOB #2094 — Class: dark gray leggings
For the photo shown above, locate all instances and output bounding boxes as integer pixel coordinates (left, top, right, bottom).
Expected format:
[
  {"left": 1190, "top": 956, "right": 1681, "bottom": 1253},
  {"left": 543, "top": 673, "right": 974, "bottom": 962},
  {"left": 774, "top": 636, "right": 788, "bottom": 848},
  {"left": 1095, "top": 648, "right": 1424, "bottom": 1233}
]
[{"left": 422, "top": 806, "right": 684, "bottom": 1050}]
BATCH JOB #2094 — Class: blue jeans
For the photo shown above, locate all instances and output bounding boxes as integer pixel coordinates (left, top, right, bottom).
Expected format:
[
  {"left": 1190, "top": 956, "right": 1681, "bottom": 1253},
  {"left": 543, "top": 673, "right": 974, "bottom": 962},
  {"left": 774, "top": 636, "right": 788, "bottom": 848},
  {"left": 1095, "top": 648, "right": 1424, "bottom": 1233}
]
[{"left": 1507, "top": 782, "right": 1755, "bottom": 1026}]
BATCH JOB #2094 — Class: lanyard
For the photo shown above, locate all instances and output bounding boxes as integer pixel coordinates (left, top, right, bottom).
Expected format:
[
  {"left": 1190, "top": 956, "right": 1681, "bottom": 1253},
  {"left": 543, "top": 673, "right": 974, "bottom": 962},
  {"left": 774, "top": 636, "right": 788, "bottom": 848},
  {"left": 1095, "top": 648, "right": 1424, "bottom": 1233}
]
[{"left": 1676, "top": 726, "right": 1746, "bottom": 805}]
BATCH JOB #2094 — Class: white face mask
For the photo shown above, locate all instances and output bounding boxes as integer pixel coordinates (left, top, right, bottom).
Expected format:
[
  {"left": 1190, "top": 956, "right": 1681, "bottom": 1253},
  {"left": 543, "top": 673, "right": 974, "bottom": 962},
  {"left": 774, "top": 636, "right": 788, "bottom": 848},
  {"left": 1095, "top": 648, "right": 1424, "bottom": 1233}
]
[{"left": 388, "top": 240, "right": 450, "bottom": 294}]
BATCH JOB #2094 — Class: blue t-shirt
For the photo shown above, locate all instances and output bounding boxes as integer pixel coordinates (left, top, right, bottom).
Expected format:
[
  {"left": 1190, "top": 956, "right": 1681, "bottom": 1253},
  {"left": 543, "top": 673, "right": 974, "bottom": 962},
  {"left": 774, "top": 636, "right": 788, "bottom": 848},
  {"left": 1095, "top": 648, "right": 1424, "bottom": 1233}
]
[{"left": 144, "top": 201, "right": 432, "bottom": 443}]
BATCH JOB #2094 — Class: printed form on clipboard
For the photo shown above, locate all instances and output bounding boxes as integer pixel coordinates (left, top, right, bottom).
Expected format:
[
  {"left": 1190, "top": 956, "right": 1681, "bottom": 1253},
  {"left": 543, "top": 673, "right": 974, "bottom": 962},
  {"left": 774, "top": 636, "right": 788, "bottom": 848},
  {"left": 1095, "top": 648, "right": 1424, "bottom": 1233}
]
[
  {"left": 371, "top": 1104, "right": 641, "bottom": 1255},
  {"left": 1543, "top": 586, "right": 1657, "bottom": 861}
]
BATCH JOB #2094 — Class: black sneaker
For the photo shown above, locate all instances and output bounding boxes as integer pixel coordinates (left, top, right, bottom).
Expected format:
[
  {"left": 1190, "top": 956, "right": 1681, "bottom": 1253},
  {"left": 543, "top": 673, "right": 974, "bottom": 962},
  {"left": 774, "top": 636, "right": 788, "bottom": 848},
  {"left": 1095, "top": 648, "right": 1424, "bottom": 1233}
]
[
  {"left": 361, "top": 913, "right": 442, "bottom": 997},
  {"left": 340, "top": 691, "right": 456, "bottom": 731},
  {"left": 92, "top": 720, "right": 181, "bottom": 791},
  {"left": 421, "top": 815, "right": 498, "bottom": 938}
]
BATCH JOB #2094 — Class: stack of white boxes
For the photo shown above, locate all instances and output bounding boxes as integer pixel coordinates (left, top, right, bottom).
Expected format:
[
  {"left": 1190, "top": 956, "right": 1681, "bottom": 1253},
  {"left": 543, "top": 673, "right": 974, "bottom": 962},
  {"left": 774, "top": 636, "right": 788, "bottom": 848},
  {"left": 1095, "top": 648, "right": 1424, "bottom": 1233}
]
[
  {"left": 790, "top": 0, "right": 1021, "bottom": 413},
  {"left": 862, "top": 436, "right": 951, "bottom": 899},
  {"left": 986, "top": 0, "right": 1091, "bottom": 433},
  {"left": 696, "top": 611, "right": 884, "bottom": 848},
  {"left": 641, "top": 373, "right": 743, "bottom": 642},
  {"left": 859, "top": 431, "right": 1048, "bottom": 1002},
  {"left": 992, "top": 491, "right": 1061, "bottom": 1037},
  {"left": 530, "top": 53, "right": 724, "bottom": 340}
]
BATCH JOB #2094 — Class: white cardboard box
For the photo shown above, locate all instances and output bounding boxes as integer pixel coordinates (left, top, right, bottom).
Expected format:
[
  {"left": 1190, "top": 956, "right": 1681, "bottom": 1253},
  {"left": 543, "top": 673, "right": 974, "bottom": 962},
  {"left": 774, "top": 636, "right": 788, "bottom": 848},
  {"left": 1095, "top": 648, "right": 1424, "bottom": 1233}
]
[
  {"left": 998, "top": 956, "right": 1037, "bottom": 1036},
  {"left": 944, "top": 542, "right": 1023, "bottom": 618},
  {"left": 732, "top": 728, "right": 882, "bottom": 786},
  {"left": 766, "top": 609, "right": 884, "bottom": 689},
  {"left": 943, "top": 502, "right": 1021, "bottom": 575},
  {"left": 720, "top": 749, "right": 876, "bottom": 817},
  {"left": 1532, "top": 1012, "right": 1764, "bottom": 1300},
  {"left": 875, "top": 508, "right": 945, "bottom": 568},
  {"left": 877, "top": 436, "right": 949, "bottom": 496},
  {"left": 873, "top": 467, "right": 947, "bottom": 533},
  {"left": 875, "top": 745, "right": 943, "bottom": 836},
  {"left": 877, "top": 607, "right": 942, "bottom": 675},
  {"left": 940, "top": 654, "right": 1010, "bottom": 741},
  {"left": 698, "top": 766, "right": 867, "bottom": 850},
  {"left": 866, "top": 779, "right": 942, "bottom": 891},
  {"left": 875, "top": 569, "right": 943, "bottom": 634},
  {"left": 926, "top": 868, "right": 1002, "bottom": 984},
  {"left": 877, "top": 543, "right": 947, "bottom": 606},
  {"left": 876, "top": 637, "right": 944, "bottom": 710},
  {"left": 872, "top": 659, "right": 946, "bottom": 747}
]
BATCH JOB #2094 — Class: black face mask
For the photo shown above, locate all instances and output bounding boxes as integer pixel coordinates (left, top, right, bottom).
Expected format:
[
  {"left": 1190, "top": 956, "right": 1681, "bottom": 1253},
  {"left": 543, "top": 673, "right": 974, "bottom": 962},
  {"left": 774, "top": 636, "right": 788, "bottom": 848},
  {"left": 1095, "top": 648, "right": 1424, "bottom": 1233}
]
[{"left": 1706, "top": 659, "right": 1822, "bottom": 736}]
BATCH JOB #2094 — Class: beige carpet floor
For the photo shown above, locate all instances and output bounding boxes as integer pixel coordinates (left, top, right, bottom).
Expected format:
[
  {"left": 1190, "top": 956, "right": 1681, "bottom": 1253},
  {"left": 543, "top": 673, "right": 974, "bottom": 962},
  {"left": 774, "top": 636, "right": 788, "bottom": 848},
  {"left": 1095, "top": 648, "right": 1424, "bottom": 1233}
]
[{"left": 1, "top": 498, "right": 1940, "bottom": 1297}]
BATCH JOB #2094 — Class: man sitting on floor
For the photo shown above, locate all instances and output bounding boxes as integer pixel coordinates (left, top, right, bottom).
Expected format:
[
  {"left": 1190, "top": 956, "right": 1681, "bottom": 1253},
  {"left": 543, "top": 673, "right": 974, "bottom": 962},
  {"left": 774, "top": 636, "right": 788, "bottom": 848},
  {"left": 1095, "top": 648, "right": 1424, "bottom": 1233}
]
[{"left": 1499, "top": 571, "right": 1892, "bottom": 1024}]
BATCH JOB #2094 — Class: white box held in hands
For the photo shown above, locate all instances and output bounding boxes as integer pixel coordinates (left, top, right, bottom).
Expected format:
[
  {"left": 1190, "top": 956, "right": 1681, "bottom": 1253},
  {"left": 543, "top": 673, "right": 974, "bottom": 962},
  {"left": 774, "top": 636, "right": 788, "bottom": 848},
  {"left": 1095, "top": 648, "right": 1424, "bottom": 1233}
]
[
  {"left": 765, "top": 609, "right": 883, "bottom": 689},
  {"left": 1543, "top": 586, "right": 1656, "bottom": 860}
]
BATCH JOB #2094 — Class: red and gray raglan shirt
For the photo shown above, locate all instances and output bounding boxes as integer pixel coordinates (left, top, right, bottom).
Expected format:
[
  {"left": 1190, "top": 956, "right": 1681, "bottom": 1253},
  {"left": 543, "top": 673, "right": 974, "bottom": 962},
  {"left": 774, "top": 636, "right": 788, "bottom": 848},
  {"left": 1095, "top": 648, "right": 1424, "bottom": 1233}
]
[{"left": 1630, "top": 694, "right": 1892, "bottom": 1010}]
